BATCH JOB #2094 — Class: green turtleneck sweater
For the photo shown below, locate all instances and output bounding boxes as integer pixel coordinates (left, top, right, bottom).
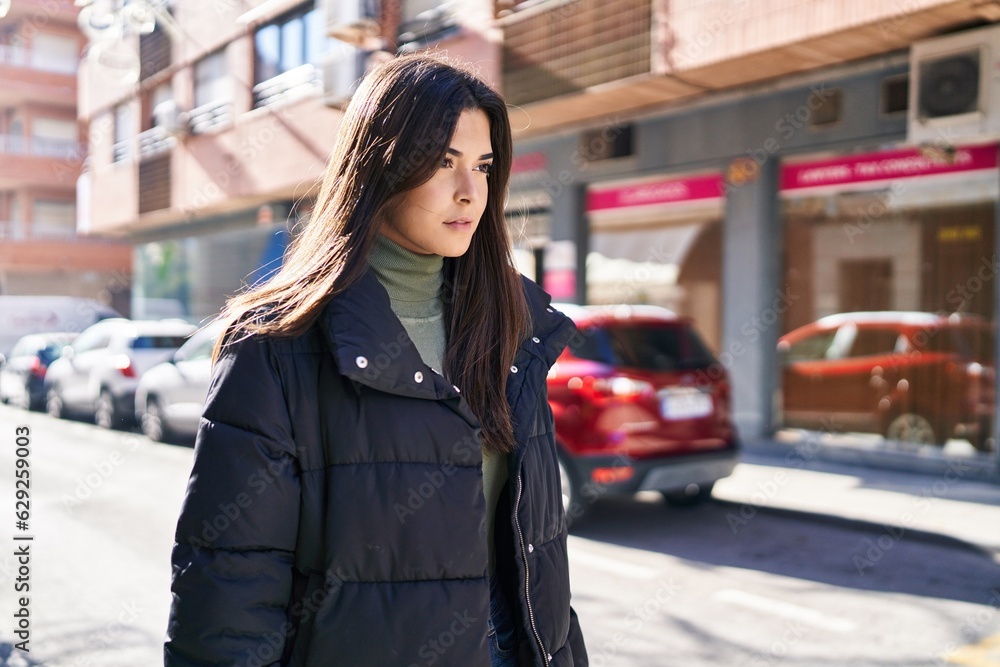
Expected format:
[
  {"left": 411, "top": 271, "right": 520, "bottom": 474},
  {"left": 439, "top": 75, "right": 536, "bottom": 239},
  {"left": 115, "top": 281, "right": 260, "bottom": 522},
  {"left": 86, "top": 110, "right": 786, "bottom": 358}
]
[{"left": 368, "top": 233, "right": 508, "bottom": 577}]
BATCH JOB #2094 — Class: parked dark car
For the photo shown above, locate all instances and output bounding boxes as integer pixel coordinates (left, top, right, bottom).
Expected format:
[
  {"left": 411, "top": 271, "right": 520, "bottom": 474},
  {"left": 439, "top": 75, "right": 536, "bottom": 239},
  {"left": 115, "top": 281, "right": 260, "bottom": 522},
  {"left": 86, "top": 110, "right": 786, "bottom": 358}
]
[
  {"left": 0, "top": 332, "right": 77, "bottom": 410},
  {"left": 779, "top": 311, "right": 995, "bottom": 451},
  {"left": 549, "top": 303, "right": 739, "bottom": 521}
]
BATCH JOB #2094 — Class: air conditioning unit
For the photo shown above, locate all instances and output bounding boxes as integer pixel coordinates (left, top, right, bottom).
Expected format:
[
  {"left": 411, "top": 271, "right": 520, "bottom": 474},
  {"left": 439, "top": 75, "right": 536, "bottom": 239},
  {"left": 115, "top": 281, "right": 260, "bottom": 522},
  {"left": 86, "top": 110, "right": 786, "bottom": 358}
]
[
  {"left": 152, "top": 99, "right": 186, "bottom": 135},
  {"left": 324, "top": 0, "right": 380, "bottom": 47},
  {"left": 908, "top": 22, "right": 1000, "bottom": 145},
  {"left": 321, "top": 46, "right": 368, "bottom": 109}
]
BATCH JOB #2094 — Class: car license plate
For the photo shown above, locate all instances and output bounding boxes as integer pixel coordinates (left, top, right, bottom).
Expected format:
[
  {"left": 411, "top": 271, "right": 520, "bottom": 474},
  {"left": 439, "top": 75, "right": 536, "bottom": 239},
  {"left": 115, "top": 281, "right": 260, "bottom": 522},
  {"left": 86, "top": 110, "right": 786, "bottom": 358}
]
[{"left": 660, "top": 389, "right": 713, "bottom": 420}]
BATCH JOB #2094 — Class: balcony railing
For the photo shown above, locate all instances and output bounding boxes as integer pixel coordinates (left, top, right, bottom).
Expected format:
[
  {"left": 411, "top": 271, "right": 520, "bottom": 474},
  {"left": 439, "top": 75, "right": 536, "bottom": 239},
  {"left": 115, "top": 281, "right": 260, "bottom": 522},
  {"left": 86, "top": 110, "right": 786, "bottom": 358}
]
[
  {"left": 138, "top": 126, "right": 177, "bottom": 158},
  {"left": 0, "top": 134, "right": 82, "bottom": 160},
  {"left": 0, "top": 222, "right": 82, "bottom": 241},
  {"left": 112, "top": 138, "right": 134, "bottom": 163},
  {"left": 252, "top": 64, "right": 321, "bottom": 109},
  {"left": 188, "top": 99, "right": 233, "bottom": 134},
  {"left": 0, "top": 44, "right": 78, "bottom": 75}
]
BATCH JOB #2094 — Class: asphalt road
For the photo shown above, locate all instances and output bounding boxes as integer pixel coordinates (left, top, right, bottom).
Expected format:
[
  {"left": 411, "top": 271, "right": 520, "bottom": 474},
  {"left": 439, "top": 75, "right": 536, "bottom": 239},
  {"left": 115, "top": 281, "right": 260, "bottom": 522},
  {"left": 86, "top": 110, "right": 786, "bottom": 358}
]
[{"left": 0, "top": 403, "right": 997, "bottom": 666}]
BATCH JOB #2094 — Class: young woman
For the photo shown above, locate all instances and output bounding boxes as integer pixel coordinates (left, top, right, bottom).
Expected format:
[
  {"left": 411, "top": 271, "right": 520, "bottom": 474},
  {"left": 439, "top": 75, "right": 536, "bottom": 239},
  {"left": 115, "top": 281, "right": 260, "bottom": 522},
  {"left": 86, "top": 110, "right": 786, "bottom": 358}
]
[{"left": 164, "top": 54, "right": 588, "bottom": 667}]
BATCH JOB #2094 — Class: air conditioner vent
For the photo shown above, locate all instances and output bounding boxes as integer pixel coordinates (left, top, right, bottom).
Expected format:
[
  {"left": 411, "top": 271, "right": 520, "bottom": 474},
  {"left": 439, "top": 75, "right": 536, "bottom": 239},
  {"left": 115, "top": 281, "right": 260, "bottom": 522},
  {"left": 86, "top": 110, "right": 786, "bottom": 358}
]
[
  {"left": 918, "top": 52, "right": 980, "bottom": 118},
  {"left": 908, "top": 23, "right": 1000, "bottom": 145}
]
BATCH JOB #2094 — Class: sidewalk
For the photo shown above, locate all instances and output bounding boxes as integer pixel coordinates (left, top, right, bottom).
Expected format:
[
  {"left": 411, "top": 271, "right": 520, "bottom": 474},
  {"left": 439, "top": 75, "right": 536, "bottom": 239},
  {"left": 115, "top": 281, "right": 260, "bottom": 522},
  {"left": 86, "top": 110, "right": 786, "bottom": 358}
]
[{"left": 712, "top": 447, "right": 1000, "bottom": 554}]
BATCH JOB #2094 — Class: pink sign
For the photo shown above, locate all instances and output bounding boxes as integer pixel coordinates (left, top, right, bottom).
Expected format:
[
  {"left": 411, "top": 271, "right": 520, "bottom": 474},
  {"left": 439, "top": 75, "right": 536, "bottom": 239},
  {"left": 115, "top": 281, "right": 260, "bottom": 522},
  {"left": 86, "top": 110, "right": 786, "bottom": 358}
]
[
  {"left": 587, "top": 173, "right": 724, "bottom": 211},
  {"left": 512, "top": 152, "right": 548, "bottom": 174},
  {"left": 781, "top": 144, "right": 998, "bottom": 191}
]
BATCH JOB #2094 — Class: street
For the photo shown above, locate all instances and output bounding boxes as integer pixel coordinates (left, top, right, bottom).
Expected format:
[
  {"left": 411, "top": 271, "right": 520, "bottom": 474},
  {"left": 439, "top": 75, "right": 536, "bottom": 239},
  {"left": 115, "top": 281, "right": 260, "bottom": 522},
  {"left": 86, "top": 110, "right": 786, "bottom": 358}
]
[{"left": 0, "top": 402, "right": 998, "bottom": 666}]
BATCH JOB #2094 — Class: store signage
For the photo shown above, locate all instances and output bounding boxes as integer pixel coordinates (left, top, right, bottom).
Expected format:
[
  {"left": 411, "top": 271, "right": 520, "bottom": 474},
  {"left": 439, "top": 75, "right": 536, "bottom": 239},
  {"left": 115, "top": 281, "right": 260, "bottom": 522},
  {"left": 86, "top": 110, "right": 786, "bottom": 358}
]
[
  {"left": 587, "top": 173, "right": 724, "bottom": 211},
  {"left": 781, "top": 144, "right": 998, "bottom": 191},
  {"left": 511, "top": 152, "right": 549, "bottom": 174}
]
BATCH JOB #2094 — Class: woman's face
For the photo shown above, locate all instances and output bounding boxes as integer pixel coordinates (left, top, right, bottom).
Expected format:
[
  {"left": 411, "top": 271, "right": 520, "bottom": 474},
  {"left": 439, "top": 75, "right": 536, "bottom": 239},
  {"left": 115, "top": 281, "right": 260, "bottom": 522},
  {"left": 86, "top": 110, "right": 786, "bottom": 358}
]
[{"left": 382, "top": 108, "right": 493, "bottom": 257}]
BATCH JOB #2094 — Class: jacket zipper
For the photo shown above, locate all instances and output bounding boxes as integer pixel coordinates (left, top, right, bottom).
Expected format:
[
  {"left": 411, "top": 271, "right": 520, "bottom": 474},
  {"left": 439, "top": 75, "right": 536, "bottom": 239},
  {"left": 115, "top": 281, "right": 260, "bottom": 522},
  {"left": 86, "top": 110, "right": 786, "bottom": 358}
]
[{"left": 514, "top": 470, "right": 550, "bottom": 665}]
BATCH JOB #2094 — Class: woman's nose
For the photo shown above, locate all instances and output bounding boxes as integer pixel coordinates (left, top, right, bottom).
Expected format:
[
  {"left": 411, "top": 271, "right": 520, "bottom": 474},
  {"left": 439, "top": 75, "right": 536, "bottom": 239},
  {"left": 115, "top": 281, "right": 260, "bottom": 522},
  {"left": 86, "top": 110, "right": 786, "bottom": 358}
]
[{"left": 454, "top": 171, "right": 480, "bottom": 204}]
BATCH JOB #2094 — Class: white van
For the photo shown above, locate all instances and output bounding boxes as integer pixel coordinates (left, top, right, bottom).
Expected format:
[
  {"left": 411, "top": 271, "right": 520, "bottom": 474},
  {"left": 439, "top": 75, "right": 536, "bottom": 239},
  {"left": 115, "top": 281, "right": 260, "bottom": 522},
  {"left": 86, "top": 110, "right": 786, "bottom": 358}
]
[{"left": 0, "top": 296, "right": 121, "bottom": 357}]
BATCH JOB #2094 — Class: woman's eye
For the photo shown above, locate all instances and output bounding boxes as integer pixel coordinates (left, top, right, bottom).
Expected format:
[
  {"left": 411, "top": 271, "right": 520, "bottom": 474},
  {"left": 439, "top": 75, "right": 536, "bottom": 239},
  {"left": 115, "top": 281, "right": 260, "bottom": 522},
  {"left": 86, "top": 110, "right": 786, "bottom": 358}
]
[
  {"left": 476, "top": 162, "right": 493, "bottom": 174},
  {"left": 440, "top": 157, "right": 454, "bottom": 168}
]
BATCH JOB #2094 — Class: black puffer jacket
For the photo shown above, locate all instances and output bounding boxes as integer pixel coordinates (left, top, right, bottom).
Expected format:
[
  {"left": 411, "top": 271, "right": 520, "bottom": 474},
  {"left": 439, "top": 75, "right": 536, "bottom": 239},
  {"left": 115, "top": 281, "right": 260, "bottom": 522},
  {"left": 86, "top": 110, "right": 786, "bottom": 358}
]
[{"left": 164, "top": 266, "right": 588, "bottom": 667}]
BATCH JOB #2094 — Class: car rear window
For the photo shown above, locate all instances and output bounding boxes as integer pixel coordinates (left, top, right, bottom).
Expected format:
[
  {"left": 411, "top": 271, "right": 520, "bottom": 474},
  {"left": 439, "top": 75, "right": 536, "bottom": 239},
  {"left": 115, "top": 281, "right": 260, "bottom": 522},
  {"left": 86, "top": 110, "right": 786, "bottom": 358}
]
[
  {"left": 130, "top": 336, "right": 190, "bottom": 350},
  {"left": 571, "top": 323, "right": 717, "bottom": 371}
]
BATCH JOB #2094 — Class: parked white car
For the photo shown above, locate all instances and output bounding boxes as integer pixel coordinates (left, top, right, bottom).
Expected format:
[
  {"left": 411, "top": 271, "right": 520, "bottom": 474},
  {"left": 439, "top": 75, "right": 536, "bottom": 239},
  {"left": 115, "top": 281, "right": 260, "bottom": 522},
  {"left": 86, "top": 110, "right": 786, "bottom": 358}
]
[
  {"left": 44, "top": 318, "right": 198, "bottom": 429},
  {"left": 134, "top": 319, "right": 224, "bottom": 442}
]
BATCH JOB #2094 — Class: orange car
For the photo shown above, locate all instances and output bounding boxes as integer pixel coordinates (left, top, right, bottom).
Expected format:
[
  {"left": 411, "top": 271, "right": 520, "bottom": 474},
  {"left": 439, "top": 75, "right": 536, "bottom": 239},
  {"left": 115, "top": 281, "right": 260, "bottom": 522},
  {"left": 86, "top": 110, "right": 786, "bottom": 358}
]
[{"left": 779, "top": 312, "right": 995, "bottom": 451}]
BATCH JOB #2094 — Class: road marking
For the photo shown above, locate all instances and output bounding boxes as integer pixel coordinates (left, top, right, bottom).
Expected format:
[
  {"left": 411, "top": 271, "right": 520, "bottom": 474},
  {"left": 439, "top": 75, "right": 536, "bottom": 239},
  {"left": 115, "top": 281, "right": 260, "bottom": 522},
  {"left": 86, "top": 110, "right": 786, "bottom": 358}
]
[
  {"left": 946, "top": 633, "right": 1000, "bottom": 666},
  {"left": 569, "top": 544, "right": 660, "bottom": 580},
  {"left": 712, "top": 588, "right": 857, "bottom": 633}
]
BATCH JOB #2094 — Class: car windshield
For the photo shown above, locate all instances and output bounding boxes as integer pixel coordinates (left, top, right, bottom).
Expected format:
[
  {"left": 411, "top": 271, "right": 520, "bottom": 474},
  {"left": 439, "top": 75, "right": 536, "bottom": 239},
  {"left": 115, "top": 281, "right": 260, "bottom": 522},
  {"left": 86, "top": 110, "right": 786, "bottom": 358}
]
[{"left": 571, "top": 323, "right": 717, "bottom": 371}]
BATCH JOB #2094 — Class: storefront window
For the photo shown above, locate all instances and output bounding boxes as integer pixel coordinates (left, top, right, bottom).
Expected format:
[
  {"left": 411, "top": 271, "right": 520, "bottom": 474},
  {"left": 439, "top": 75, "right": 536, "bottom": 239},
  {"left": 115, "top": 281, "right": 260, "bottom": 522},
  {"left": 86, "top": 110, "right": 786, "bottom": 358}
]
[
  {"left": 777, "top": 144, "right": 997, "bottom": 458},
  {"left": 584, "top": 173, "right": 725, "bottom": 352},
  {"left": 133, "top": 215, "right": 291, "bottom": 322}
]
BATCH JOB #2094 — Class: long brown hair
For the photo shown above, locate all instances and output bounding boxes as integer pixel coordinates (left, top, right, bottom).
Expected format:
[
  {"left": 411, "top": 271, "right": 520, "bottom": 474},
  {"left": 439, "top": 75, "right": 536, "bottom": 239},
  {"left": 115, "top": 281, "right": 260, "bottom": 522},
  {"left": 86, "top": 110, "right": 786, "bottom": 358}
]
[{"left": 213, "top": 53, "right": 530, "bottom": 455}]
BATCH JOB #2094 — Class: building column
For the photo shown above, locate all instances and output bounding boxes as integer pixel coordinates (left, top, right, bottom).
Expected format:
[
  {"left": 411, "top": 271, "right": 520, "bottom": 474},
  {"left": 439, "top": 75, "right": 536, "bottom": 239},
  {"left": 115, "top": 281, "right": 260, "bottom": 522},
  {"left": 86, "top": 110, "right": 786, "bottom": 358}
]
[{"left": 721, "top": 158, "right": 782, "bottom": 442}]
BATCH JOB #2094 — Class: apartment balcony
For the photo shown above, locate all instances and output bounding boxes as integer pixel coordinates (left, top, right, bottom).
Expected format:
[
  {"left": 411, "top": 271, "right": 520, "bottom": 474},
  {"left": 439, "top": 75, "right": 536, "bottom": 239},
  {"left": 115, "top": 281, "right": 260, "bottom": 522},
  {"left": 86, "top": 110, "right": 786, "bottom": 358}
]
[
  {"left": 4, "top": 0, "right": 79, "bottom": 23},
  {"left": 0, "top": 45, "right": 78, "bottom": 107},
  {"left": 0, "top": 135, "right": 83, "bottom": 190},
  {"left": 501, "top": 0, "right": 994, "bottom": 137},
  {"left": 0, "top": 226, "right": 131, "bottom": 274}
]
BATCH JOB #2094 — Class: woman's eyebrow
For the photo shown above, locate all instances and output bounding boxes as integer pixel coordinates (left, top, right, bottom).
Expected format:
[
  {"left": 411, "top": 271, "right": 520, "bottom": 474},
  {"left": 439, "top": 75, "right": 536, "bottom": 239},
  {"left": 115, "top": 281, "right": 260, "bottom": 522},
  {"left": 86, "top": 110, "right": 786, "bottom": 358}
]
[{"left": 446, "top": 147, "right": 494, "bottom": 160}]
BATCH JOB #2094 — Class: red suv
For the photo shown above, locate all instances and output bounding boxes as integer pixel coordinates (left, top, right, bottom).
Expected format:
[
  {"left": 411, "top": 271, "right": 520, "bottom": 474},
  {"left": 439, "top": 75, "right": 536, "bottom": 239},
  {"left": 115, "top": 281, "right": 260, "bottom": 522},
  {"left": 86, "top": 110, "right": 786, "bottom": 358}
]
[
  {"left": 779, "top": 312, "right": 995, "bottom": 451},
  {"left": 549, "top": 303, "right": 739, "bottom": 522}
]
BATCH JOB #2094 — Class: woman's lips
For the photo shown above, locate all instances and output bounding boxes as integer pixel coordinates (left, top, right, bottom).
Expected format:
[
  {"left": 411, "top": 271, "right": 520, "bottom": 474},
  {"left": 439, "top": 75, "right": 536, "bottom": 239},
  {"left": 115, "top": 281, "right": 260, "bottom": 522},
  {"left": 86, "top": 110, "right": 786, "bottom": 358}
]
[{"left": 444, "top": 218, "right": 472, "bottom": 228}]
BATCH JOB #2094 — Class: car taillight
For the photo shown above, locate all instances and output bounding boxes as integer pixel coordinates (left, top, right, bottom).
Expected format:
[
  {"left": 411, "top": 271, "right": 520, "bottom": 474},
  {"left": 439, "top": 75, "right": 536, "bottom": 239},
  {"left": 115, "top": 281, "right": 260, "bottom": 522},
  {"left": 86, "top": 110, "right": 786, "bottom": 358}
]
[
  {"left": 567, "top": 375, "right": 653, "bottom": 399},
  {"left": 28, "top": 357, "right": 46, "bottom": 379},
  {"left": 113, "top": 354, "right": 136, "bottom": 378}
]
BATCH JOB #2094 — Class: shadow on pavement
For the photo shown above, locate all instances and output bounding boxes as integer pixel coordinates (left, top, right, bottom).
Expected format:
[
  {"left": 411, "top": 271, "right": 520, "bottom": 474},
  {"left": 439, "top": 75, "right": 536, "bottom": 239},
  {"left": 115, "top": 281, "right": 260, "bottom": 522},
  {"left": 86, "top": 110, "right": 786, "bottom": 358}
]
[{"left": 569, "top": 495, "right": 1000, "bottom": 607}]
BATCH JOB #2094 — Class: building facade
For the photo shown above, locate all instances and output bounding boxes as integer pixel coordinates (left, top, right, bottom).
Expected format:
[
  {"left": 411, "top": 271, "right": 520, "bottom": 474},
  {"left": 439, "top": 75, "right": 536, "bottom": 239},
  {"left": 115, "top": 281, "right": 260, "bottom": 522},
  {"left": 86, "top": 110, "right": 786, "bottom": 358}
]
[
  {"left": 498, "top": 0, "right": 1000, "bottom": 475},
  {"left": 78, "top": 0, "right": 1000, "bottom": 475},
  {"left": 77, "top": 0, "right": 499, "bottom": 321},
  {"left": 0, "top": 0, "right": 130, "bottom": 311}
]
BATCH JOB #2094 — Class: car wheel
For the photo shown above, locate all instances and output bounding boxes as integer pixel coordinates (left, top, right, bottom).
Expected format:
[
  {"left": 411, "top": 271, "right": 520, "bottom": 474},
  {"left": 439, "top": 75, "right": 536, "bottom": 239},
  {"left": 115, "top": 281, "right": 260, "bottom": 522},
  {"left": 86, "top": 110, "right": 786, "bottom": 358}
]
[
  {"left": 46, "top": 387, "right": 65, "bottom": 419},
  {"left": 886, "top": 413, "right": 937, "bottom": 446},
  {"left": 141, "top": 397, "right": 171, "bottom": 442},
  {"left": 557, "top": 451, "right": 588, "bottom": 528},
  {"left": 662, "top": 481, "right": 715, "bottom": 507},
  {"left": 95, "top": 390, "right": 120, "bottom": 430},
  {"left": 968, "top": 419, "right": 995, "bottom": 453},
  {"left": 12, "top": 382, "right": 32, "bottom": 411}
]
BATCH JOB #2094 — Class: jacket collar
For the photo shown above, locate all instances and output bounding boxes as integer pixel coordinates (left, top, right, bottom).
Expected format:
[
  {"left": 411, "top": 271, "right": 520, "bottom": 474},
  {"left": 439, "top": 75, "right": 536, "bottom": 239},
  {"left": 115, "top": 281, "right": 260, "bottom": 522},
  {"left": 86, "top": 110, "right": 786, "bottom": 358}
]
[{"left": 318, "top": 264, "right": 578, "bottom": 400}]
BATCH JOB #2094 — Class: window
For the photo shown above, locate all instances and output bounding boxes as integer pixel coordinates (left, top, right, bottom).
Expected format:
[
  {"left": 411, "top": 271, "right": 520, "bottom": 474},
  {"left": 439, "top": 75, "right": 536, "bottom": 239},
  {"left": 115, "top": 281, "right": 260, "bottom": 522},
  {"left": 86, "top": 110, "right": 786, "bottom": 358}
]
[
  {"left": 31, "top": 32, "right": 78, "bottom": 74},
  {"left": 190, "top": 51, "right": 232, "bottom": 133},
  {"left": 253, "top": 4, "right": 329, "bottom": 86},
  {"left": 808, "top": 88, "right": 842, "bottom": 128},
  {"left": 32, "top": 200, "right": 76, "bottom": 238},
  {"left": 848, "top": 328, "right": 899, "bottom": 358},
  {"left": 31, "top": 118, "right": 77, "bottom": 158},
  {"left": 579, "top": 124, "right": 634, "bottom": 162},
  {"left": 113, "top": 103, "right": 133, "bottom": 163},
  {"left": 131, "top": 336, "right": 190, "bottom": 350},
  {"left": 193, "top": 50, "right": 229, "bottom": 109},
  {"left": 570, "top": 324, "right": 716, "bottom": 371},
  {"left": 881, "top": 75, "right": 909, "bottom": 116}
]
